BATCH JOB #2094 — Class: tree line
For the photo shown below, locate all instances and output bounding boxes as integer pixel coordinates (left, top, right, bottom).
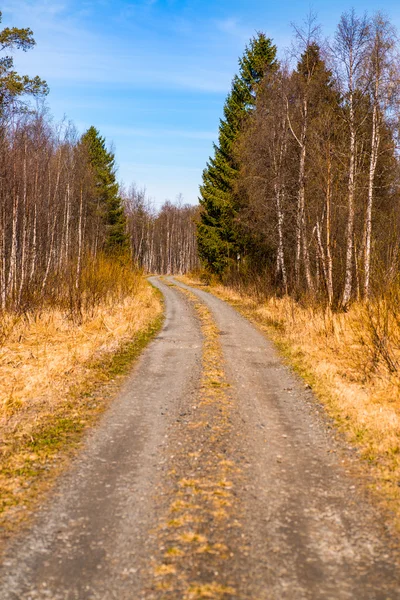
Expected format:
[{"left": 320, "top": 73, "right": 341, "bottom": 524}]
[
  {"left": 0, "top": 11, "right": 134, "bottom": 313},
  {"left": 0, "top": 12, "right": 197, "bottom": 315},
  {"left": 198, "top": 11, "right": 400, "bottom": 309},
  {"left": 0, "top": 111, "right": 132, "bottom": 312},
  {"left": 125, "top": 188, "right": 199, "bottom": 274}
]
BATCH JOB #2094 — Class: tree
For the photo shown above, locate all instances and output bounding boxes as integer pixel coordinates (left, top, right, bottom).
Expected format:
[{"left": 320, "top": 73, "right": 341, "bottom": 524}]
[
  {"left": 363, "top": 14, "right": 399, "bottom": 299},
  {"left": 235, "top": 68, "right": 291, "bottom": 293},
  {"left": 0, "top": 11, "right": 48, "bottom": 118},
  {"left": 196, "top": 9, "right": 400, "bottom": 311},
  {"left": 80, "top": 126, "right": 129, "bottom": 256},
  {"left": 197, "top": 33, "right": 277, "bottom": 275},
  {"left": 124, "top": 188, "right": 199, "bottom": 274},
  {"left": 333, "top": 10, "right": 370, "bottom": 309},
  {"left": 291, "top": 41, "right": 339, "bottom": 300}
]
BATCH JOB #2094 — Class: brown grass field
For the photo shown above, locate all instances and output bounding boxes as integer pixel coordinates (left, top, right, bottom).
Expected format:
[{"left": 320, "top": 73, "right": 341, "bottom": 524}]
[{"left": 0, "top": 275, "right": 163, "bottom": 540}]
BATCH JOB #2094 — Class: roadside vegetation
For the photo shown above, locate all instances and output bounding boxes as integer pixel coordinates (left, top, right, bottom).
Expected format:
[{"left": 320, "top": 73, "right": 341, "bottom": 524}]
[
  {"left": 0, "top": 13, "right": 166, "bottom": 537},
  {"left": 192, "top": 10, "right": 400, "bottom": 522},
  {"left": 182, "top": 272, "right": 400, "bottom": 524},
  {"left": 0, "top": 273, "right": 163, "bottom": 536}
]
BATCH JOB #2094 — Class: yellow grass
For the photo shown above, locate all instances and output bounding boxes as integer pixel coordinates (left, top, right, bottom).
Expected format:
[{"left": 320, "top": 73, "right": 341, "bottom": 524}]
[
  {"left": 0, "top": 275, "right": 163, "bottom": 537},
  {"left": 181, "top": 275, "right": 400, "bottom": 525}
]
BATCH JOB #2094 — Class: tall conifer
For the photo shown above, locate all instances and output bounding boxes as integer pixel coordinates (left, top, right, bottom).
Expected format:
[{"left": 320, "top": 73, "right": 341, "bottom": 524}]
[
  {"left": 197, "top": 33, "right": 277, "bottom": 274},
  {"left": 81, "top": 127, "right": 129, "bottom": 256}
]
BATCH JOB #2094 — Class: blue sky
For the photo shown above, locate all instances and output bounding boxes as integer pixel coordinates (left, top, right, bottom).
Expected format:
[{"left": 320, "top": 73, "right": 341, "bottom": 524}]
[{"left": 4, "top": 0, "right": 400, "bottom": 206}]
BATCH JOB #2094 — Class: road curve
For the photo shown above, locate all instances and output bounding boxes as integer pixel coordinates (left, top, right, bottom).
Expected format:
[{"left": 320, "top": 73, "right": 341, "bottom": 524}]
[
  {"left": 0, "top": 276, "right": 399, "bottom": 600},
  {"left": 0, "top": 278, "right": 203, "bottom": 600},
  {"left": 170, "top": 276, "right": 400, "bottom": 600}
]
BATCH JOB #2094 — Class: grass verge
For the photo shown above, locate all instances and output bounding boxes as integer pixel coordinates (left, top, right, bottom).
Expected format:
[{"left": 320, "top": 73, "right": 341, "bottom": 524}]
[
  {"left": 0, "top": 277, "right": 164, "bottom": 543},
  {"left": 180, "top": 275, "right": 400, "bottom": 529}
]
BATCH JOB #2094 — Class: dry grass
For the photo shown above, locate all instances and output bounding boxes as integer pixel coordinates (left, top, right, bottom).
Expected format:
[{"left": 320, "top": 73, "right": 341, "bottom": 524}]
[
  {"left": 181, "top": 275, "right": 400, "bottom": 525},
  {"left": 0, "top": 274, "right": 163, "bottom": 537}
]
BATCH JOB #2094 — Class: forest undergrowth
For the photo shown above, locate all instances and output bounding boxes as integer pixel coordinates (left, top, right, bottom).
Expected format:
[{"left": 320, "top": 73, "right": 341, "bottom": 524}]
[
  {"left": 0, "top": 268, "right": 163, "bottom": 541},
  {"left": 182, "top": 274, "right": 400, "bottom": 526}
]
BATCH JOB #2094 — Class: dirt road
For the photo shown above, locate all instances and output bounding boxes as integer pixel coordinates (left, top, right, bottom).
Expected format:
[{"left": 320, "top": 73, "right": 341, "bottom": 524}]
[{"left": 0, "top": 277, "right": 399, "bottom": 599}]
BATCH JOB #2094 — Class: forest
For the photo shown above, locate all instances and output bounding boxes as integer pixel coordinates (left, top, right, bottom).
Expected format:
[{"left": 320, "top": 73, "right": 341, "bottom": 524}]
[
  {"left": 0, "top": 108, "right": 198, "bottom": 315},
  {"left": 198, "top": 10, "right": 400, "bottom": 311},
  {"left": 0, "top": 13, "right": 197, "bottom": 316},
  {"left": 4, "top": 10, "right": 400, "bottom": 317},
  {"left": 3, "top": 5, "right": 400, "bottom": 594},
  {"left": 3, "top": 4, "right": 400, "bottom": 569}
]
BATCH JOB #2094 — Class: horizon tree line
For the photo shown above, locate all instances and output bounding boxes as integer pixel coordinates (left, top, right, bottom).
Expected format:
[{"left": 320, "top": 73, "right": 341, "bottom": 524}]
[{"left": 0, "top": 12, "right": 198, "bottom": 314}]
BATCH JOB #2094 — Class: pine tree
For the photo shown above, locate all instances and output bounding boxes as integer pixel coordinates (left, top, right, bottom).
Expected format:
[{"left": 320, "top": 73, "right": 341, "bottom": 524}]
[
  {"left": 81, "top": 126, "right": 129, "bottom": 256},
  {"left": 0, "top": 11, "right": 48, "bottom": 118},
  {"left": 197, "top": 33, "right": 277, "bottom": 274}
]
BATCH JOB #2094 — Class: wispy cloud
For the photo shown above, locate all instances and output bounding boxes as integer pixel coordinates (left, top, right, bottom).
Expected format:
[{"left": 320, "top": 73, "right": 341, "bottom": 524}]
[
  {"left": 12, "top": 44, "right": 233, "bottom": 93},
  {"left": 2, "top": 0, "right": 90, "bottom": 38},
  {"left": 4, "top": 1, "right": 234, "bottom": 94},
  {"left": 216, "top": 17, "right": 251, "bottom": 40},
  {"left": 99, "top": 126, "right": 217, "bottom": 141},
  {"left": 1, "top": 0, "right": 277, "bottom": 205}
]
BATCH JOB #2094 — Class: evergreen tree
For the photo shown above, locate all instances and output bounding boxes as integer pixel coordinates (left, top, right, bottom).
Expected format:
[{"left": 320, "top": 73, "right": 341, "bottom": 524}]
[
  {"left": 81, "top": 126, "right": 129, "bottom": 255},
  {"left": 197, "top": 33, "right": 277, "bottom": 274},
  {"left": 0, "top": 11, "right": 48, "bottom": 117}
]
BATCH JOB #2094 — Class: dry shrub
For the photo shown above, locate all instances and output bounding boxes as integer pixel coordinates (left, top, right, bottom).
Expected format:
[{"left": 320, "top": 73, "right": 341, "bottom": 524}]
[
  {"left": 0, "top": 274, "right": 160, "bottom": 426},
  {"left": 358, "top": 285, "right": 400, "bottom": 377},
  {"left": 195, "top": 268, "right": 219, "bottom": 287},
  {"left": 68, "top": 254, "right": 143, "bottom": 320}
]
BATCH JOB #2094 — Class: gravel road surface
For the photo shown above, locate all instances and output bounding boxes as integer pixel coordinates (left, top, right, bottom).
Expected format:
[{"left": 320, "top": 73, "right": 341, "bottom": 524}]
[{"left": 0, "top": 277, "right": 399, "bottom": 599}]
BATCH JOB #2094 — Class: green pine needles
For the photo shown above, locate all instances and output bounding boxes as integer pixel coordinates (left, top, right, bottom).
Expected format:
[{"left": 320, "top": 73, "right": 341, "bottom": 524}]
[
  {"left": 81, "top": 126, "right": 129, "bottom": 257},
  {"left": 0, "top": 11, "right": 48, "bottom": 117},
  {"left": 197, "top": 32, "right": 277, "bottom": 275}
]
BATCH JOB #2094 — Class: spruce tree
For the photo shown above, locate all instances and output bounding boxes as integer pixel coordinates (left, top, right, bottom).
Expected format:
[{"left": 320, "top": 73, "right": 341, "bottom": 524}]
[
  {"left": 197, "top": 33, "right": 277, "bottom": 275},
  {"left": 81, "top": 127, "right": 129, "bottom": 256}
]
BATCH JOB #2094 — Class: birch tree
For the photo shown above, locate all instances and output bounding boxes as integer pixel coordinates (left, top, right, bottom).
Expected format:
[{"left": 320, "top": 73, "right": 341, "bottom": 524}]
[
  {"left": 363, "top": 14, "right": 399, "bottom": 299},
  {"left": 333, "top": 10, "right": 370, "bottom": 309}
]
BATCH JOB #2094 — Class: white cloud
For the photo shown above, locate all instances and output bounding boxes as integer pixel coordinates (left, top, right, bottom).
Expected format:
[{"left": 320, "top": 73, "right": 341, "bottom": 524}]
[
  {"left": 12, "top": 43, "right": 232, "bottom": 93},
  {"left": 2, "top": 0, "right": 88, "bottom": 38}
]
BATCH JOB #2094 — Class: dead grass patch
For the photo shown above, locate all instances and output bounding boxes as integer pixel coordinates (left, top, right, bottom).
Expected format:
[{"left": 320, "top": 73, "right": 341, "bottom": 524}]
[{"left": 0, "top": 276, "right": 163, "bottom": 538}]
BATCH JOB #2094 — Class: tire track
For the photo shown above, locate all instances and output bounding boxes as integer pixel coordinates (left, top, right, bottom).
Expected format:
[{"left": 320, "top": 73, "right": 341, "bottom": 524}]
[
  {"left": 0, "top": 279, "right": 202, "bottom": 600},
  {"left": 171, "top": 276, "right": 400, "bottom": 600}
]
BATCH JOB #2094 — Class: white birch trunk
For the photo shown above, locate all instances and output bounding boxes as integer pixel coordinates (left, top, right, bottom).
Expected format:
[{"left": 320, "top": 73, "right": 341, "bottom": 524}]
[
  {"left": 326, "top": 152, "right": 334, "bottom": 306},
  {"left": 342, "top": 91, "right": 356, "bottom": 309},
  {"left": 364, "top": 94, "right": 380, "bottom": 299},
  {"left": 75, "top": 189, "right": 84, "bottom": 290},
  {"left": 7, "top": 194, "right": 18, "bottom": 302}
]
